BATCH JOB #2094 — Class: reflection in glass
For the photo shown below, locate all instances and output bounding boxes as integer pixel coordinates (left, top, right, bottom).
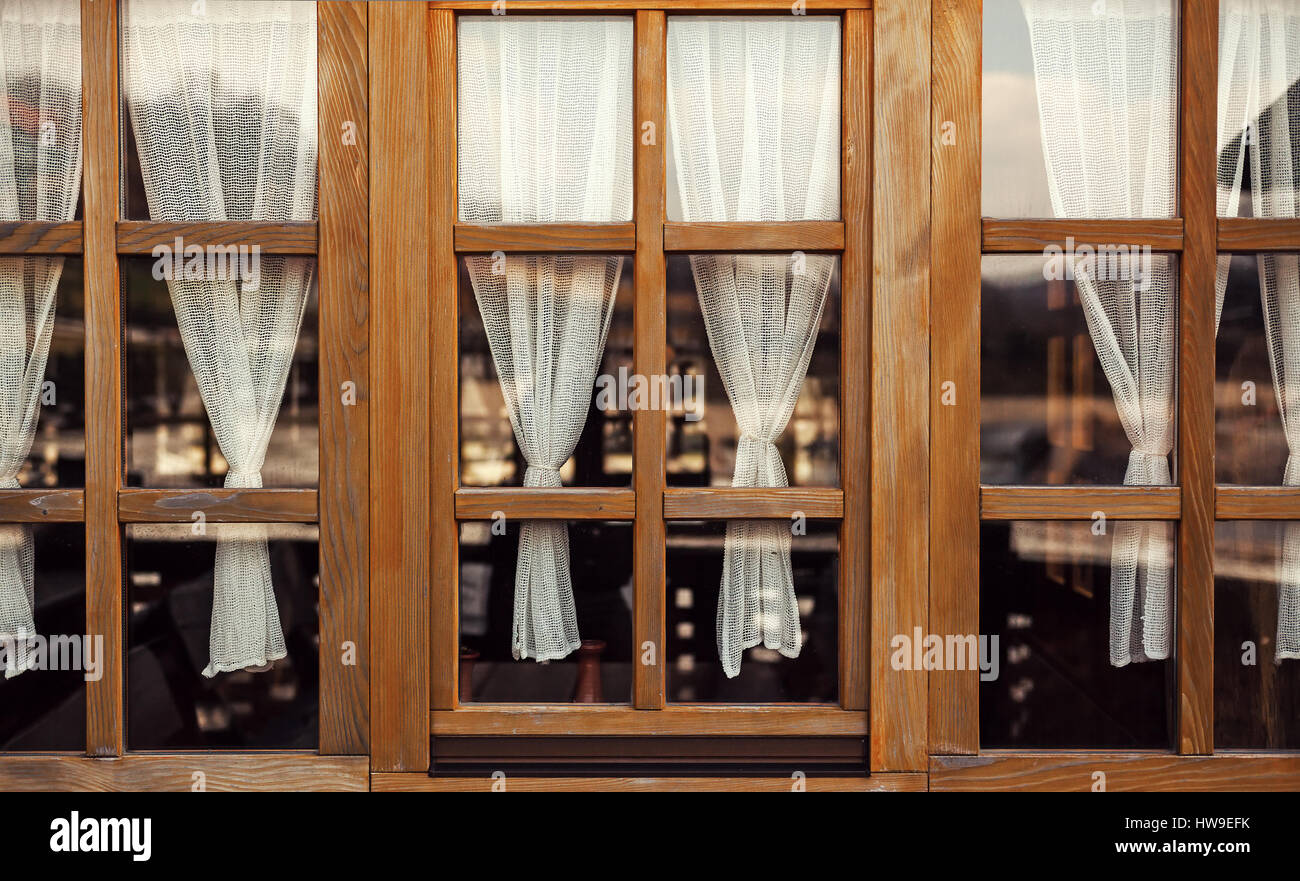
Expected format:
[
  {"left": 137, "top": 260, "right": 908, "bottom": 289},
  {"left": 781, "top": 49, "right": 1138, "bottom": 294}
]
[
  {"left": 458, "top": 259, "right": 633, "bottom": 487},
  {"left": 1215, "top": 521, "right": 1300, "bottom": 749},
  {"left": 458, "top": 520, "right": 632, "bottom": 703},
  {"left": 981, "top": 521, "right": 1173, "bottom": 749},
  {"left": 666, "top": 520, "right": 837, "bottom": 703},
  {"left": 665, "top": 255, "right": 840, "bottom": 488},
  {"left": 0, "top": 525, "right": 85, "bottom": 750},
  {"left": 122, "top": 258, "right": 319, "bottom": 488},
  {"left": 126, "top": 524, "right": 319, "bottom": 749},
  {"left": 982, "top": 255, "right": 1180, "bottom": 485}
]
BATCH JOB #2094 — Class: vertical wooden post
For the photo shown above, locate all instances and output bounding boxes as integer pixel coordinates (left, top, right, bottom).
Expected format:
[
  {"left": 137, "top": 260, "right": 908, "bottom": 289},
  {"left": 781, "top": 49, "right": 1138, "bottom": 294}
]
[
  {"left": 82, "top": 0, "right": 123, "bottom": 757},
  {"left": 370, "top": 0, "right": 431, "bottom": 772},
  {"left": 871, "top": 0, "right": 930, "bottom": 771},
  {"left": 318, "top": 0, "right": 371, "bottom": 755},
  {"left": 633, "top": 10, "right": 666, "bottom": 710},
  {"left": 1177, "top": 0, "right": 1217, "bottom": 756},
  {"left": 928, "top": 0, "right": 981, "bottom": 754}
]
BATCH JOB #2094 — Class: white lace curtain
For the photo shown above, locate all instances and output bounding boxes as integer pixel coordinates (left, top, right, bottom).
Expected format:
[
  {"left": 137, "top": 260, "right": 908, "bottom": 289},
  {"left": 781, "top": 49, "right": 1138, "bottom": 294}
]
[
  {"left": 1022, "top": 0, "right": 1178, "bottom": 666},
  {"left": 123, "top": 0, "right": 317, "bottom": 677},
  {"left": 458, "top": 17, "right": 631, "bottom": 661},
  {"left": 667, "top": 17, "right": 839, "bottom": 678},
  {"left": 0, "top": 0, "right": 81, "bottom": 678},
  {"left": 1218, "top": 0, "right": 1300, "bottom": 661}
]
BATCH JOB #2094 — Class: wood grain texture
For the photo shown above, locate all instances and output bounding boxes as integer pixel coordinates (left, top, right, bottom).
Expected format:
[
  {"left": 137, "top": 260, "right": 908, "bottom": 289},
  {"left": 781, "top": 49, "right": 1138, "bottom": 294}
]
[
  {"left": 1216, "top": 217, "right": 1300, "bottom": 252},
  {"left": 633, "top": 10, "right": 667, "bottom": 710},
  {"left": 115, "top": 221, "right": 317, "bottom": 254},
  {"left": 456, "top": 487, "right": 636, "bottom": 519},
  {"left": 454, "top": 222, "right": 635, "bottom": 253},
  {"left": 82, "top": 0, "right": 123, "bottom": 758},
  {"left": 929, "top": 0, "right": 979, "bottom": 755},
  {"left": 0, "top": 754, "right": 368, "bottom": 792},
  {"left": 840, "top": 10, "right": 871, "bottom": 714},
  {"left": 117, "top": 489, "right": 318, "bottom": 522},
  {"left": 1178, "top": 0, "right": 1216, "bottom": 757},
  {"left": 429, "top": 6, "right": 460, "bottom": 712},
  {"left": 427, "top": 0, "right": 873, "bottom": 9},
  {"left": 0, "top": 489, "right": 84, "bottom": 522},
  {"left": 663, "top": 487, "right": 843, "bottom": 519},
  {"left": 375, "top": 773, "right": 922, "bottom": 793},
  {"left": 1215, "top": 486, "right": 1300, "bottom": 519},
  {"left": 931, "top": 753, "right": 1300, "bottom": 792},
  {"left": 980, "top": 485, "right": 1181, "bottom": 520},
  {"left": 663, "top": 221, "right": 845, "bottom": 252},
  {"left": 0, "top": 221, "right": 82, "bottom": 254},
  {"left": 370, "top": 2, "right": 431, "bottom": 772},
  {"left": 871, "top": 0, "right": 929, "bottom": 772},
  {"left": 318, "top": 0, "right": 371, "bottom": 755},
  {"left": 433, "top": 706, "right": 867, "bottom": 736},
  {"left": 981, "top": 218, "right": 1184, "bottom": 252}
]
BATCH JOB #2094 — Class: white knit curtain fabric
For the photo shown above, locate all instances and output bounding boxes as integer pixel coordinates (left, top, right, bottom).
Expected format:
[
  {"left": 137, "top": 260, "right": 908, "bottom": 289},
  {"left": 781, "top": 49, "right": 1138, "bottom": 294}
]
[
  {"left": 1022, "top": 0, "right": 1178, "bottom": 666},
  {"left": 667, "top": 17, "right": 839, "bottom": 678},
  {"left": 1218, "top": 0, "right": 1300, "bottom": 661},
  {"left": 123, "top": 0, "right": 317, "bottom": 676},
  {"left": 0, "top": 0, "right": 81, "bottom": 678},
  {"left": 458, "top": 17, "right": 631, "bottom": 661}
]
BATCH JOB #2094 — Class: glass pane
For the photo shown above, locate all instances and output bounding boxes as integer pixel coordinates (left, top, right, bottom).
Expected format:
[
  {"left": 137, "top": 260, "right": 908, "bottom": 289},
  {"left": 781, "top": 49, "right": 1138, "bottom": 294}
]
[
  {"left": 1217, "top": 252, "right": 1299, "bottom": 485},
  {"left": 667, "top": 520, "right": 838, "bottom": 703},
  {"left": 982, "top": 254, "right": 1178, "bottom": 485},
  {"left": 665, "top": 15, "right": 840, "bottom": 223},
  {"left": 1215, "top": 521, "right": 1300, "bottom": 749},
  {"left": 1217, "top": 1, "right": 1299, "bottom": 219},
  {"left": 0, "top": 524, "right": 85, "bottom": 750},
  {"left": 459, "top": 520, "right": 633, "bottom": 703},
  {"left": 126, "top": 523, "right": 319, "bottom": 749},
  {"left": 459, "top": 256, "right": 632, "bottom": 487},
  {"left": 666, "top": 254, "right": 840, "bottom": 487},
  {"left": 456, "top": 15, "right": 633, "bottom": 224},
  {"left": 123, "top": 257, "right": 319, "bottom": 488},
  {"left": 981, "top": 521, "right": 1174, "bottom": 749},
  {"left": 983, "top": 0, "right": 1178, "bottom": 219}
]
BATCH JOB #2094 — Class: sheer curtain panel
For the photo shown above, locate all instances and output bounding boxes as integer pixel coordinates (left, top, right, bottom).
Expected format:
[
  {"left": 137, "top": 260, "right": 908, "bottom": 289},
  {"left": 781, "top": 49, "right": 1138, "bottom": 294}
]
[
  {"left": 458, "top": 17, "right": 632, "bottom": 661},
  {"left": 0, "top": 0, "right": 81, "bottom": 678},
  {"left": 123, "top": 0, "right": 317, "bottom": 677},
  {"left": 667, "top": 16, "right": 840, "bottom": 678}
]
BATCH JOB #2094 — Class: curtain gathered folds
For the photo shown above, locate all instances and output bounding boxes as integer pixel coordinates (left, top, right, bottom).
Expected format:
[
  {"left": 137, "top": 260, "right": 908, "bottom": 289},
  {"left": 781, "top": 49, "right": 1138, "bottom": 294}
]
[
  {"left": 123, "top": 0, "right": 317, "bottom": 676},
  {"left": 1021, "top": 0, "right": 1177, "bottom": 665},
  {"left": 458, "top": 17, "right": 632, "bottom": 661},
  {"left": 667, "top": 17, "right": 839, "bottom": 678},
  {"left": 1218, "top": 0, "right": 1300, "bottom": 661},
  {"left": 0, "top": 0, "right": 81, "bottom": 678}
]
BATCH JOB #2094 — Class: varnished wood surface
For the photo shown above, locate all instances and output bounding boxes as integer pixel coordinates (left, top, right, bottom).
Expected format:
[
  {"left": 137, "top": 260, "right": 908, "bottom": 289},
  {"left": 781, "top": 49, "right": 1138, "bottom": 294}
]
[
  {"left": 116, "top": 221, "right": 317, "bottom": 254},
  {"left": 931, "top": 753, "right": 1300, "bottom": 792},
  {"left": 82, "top": 0, "right": 123, "bottom": 758},
  {"left": 0, "top": 221, "right": 83, "bottom": 254},
  {"left": 1216, "top": 486, "right": 1300, "bottom": 519},
  {"left": 663, "top": 487, "right": 843, "bottom": 519},
  {"left": 980, "top": 485, "right": 1182, "bottom": 520},
  {"left": 375, "top": 772, "right": 922, "bottom": 793},
  {"left": 427, "top": 0, "right": 873, "bottom": 9},
  {"left": 432, "top": 705, "right": 867, "bottom": 736},
  {"left": 370, "top": 1, "right": 432, "bottom": 772},
  {"left": 663, "top": 221, "right": 845, "bottom": 252},
  {"left": 454, "top": 222, "right": 635, "bottom": 253},
  {"left": 0, "top": 754, "right": 368, "bottom": 792},
  {"left": 456, "top": 487, "right": 636, "bottom": 519},
  {"left": 1216, "top": 217, "right": 1300, "bottom": 252},
  {"left": 0, "top": 489, "right": 84, "bottom": 522},
  {"left": 871, "top": 0, "right": 929, "bottom": 772},
  {"left": 929, "top": 0, "right": 980, "bottom": 755},
  {"left": 981, "top": 218, "right": 1184, "bottom": 252},
  {"left": 116, "top": 488, "right": 318, "bottom": 522}
]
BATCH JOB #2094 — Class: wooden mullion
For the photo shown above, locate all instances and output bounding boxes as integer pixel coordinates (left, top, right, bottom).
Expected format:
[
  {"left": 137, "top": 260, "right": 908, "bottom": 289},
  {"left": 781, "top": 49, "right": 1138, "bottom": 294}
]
[
  {"left": 1215, "top": 486, "right": 1300, "bottom": 519},
  {"left": 82, "top": 0, "right": 124, "bottom": 758},
  {"left": 454, "top": 222, "right": 636, "bottom": 253},
  {"left": 632, "top": 9, "right": 666, "bottom": 710},
  {"left": 455, "top": 487, "right": 635, "bottom": 520},
  {"left": 663, "top": 221, "right": 845, "bottom": 253},
  {"left": 929, "top": 0, "right": 979, "bottom": 753},
  {"left": 980, "top": 485, "right": 1182, "bottom": 520},
  {"left": 431, "top": 705, "right": 867, "bottom": 736},
  {"left": 117, "top": 488, "right": 318, "bottom": 523},
  {"left": 981, "top": 218, "right": 1185, "bottom": 252},
  {"left": 115, "top": 221, "right": 317, "bottom": 255},
  {"left": 1177, "top": 0, "right": 1217, "bottom": 756},
  {"left": 0, "top": 221, "right": 83, "bottom": 254},
  {"left": 1216, "top": 217, "right": 1300, "bottom": 252},
  {"left": 664, "top": 487, "right": 843, "bottom": 520},
  {"left": 0, "top": 490, "right": 84, "bottom": 523}
]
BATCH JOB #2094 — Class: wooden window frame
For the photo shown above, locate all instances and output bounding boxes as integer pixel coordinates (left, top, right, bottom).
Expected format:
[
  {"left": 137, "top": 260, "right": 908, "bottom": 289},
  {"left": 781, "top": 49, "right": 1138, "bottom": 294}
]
[
  {"left": 0, "top": 0, "right": 370, "bottom": 790},
  {"left": 409, "top": 0, "right": 881, "bottom": 773},
  {"left": 930, "top": 0, "right": 1300, "bottom": 791}
]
